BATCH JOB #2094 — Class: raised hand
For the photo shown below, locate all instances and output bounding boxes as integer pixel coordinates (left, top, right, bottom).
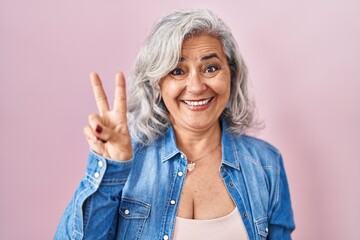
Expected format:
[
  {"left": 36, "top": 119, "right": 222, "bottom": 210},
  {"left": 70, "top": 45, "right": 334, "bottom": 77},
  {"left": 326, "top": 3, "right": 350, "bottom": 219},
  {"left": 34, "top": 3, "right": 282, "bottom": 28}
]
[{"left": 83, "top": 72, "right": 133, "bottom": 161}]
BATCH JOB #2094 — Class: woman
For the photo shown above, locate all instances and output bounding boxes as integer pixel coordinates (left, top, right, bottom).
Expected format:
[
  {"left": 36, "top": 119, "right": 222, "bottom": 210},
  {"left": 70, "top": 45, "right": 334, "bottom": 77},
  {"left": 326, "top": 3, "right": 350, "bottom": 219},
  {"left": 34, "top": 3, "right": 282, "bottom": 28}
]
[{"left": 55, "top": 9, "right": 295, "bottom": 240}]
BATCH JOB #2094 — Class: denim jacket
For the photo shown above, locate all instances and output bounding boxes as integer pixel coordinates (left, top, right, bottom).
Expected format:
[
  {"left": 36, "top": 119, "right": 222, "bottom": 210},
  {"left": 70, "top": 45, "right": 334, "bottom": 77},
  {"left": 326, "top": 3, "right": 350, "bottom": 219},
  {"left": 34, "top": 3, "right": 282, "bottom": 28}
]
[{"left": 55, "top": 120, "right": 295, "bottom": 240}]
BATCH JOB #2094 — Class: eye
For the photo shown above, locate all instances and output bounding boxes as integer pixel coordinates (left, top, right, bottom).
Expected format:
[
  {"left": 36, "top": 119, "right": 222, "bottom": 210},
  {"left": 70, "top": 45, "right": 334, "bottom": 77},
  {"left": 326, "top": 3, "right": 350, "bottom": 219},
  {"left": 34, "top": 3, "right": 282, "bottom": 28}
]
[
  {"left": 205, "top": 65, "right": 219, "bottom": 73},
  {"left": 170, "top": 68, "right": 184, "bottom": 76}
]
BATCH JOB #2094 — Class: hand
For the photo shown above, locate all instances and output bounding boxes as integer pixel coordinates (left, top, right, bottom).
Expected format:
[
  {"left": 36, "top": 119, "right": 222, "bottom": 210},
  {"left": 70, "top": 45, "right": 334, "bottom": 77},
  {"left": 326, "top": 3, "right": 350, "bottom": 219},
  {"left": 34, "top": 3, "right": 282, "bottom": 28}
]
[{"left": 83, "top": 72, "right": 133, "bottom": 161}]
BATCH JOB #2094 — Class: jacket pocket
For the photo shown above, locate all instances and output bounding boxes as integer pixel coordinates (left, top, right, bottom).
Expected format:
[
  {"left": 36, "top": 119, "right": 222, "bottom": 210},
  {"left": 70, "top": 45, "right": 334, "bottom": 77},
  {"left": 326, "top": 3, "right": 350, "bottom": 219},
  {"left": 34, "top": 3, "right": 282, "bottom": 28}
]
[
  {"left": 255, "top": 217, "right": 269, "bottom": 238},
  {"left": 117, "top": 197, "right": 151, "bottom": 239},
  {"left": 119, "top": 197, "right": 151, "bottom": 219}
]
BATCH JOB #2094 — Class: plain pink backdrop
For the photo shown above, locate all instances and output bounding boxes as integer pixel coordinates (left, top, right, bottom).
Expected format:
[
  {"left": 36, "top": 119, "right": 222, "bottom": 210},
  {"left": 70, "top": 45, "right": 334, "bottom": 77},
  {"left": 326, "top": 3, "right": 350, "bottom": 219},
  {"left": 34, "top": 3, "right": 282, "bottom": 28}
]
[{"left": 1, "top": 0, "right": 359, "bottom": 239}]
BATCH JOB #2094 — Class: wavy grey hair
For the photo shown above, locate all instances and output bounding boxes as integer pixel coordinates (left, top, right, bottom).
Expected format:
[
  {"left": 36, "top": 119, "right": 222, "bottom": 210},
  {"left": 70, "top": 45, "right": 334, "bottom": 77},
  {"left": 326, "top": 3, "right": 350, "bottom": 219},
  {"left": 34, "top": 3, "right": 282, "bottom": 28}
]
[{"left": 127, "top": 8, "right": 258, "bottom": 144}]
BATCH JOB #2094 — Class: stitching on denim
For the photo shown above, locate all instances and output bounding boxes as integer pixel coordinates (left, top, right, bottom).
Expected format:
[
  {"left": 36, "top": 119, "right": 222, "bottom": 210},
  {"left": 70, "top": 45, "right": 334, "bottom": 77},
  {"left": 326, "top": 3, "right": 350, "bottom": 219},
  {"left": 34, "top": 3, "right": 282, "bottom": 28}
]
[
  {"left": 231, "top": 134, "right": 281, "bottom": 169},
  {"left": 159, "top": 163, "right": 178, "bottom": 239},
  {"left": 162, "top": 150, "right": 179, "bottom": 162},
  {"left": 226, "top": 138, "right": 240, "bottom": 169},
  {"left": 274, "top": 155, "right": 281, "bottom": 207},
  {"left": 135, "top": 218, "right": 147, "bottom": 239},
  {"left": 137, "top": 141, "right": 162, "bottom": 154},
  {"left": 255, "top": 216, "right": 269, "bottom": 237},
  {"left": 241, "top": 135, "right": 281, "bottom": 155},
  {"left": 228, "top": 136, "right": 278, "bottom": 170},
  {"left": 226, "top": 171, "right": 248, "bottom": 215},
  {"left": 100, "top": 178, "right": 127, "bottom": 185},
  {"left": 84, "top": 175, "right": 99, "bottom": 188},
  {"left": 255, "top": 216, "right": 268, "bottom": 223},
  {"left": 119, "top": 198, "right": 151, "bottom": 220},
  {"left": 72, "top": 180, "right": 92, "bottom": 239},
  {"left": 240, "top": 153, "right": 278, "bottom": 169},
  {"left": 82, "top": 194, "right": 93, "bottom": 233},
  {"left": 72, "top": 230, "right": 82, "bottom": 240},
  {"left": 226, "top": 171, "right": 253, "bottom": 238},
  {"left": 121, "top": 197, "right": 152, "bottom": 207}
]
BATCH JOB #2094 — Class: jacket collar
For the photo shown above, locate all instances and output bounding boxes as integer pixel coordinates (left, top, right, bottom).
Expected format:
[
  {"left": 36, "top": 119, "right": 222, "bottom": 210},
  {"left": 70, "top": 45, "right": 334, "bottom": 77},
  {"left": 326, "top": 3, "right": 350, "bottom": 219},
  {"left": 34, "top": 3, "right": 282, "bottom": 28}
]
[
  {"left": 161, "top": 124, "right": 181, "bottom": 162},
  {"left": 220, "top": 119, "right": 240, "bottom": 170},
  {"left": 159, "top": 118, "right": 241, "bottom": 171}
]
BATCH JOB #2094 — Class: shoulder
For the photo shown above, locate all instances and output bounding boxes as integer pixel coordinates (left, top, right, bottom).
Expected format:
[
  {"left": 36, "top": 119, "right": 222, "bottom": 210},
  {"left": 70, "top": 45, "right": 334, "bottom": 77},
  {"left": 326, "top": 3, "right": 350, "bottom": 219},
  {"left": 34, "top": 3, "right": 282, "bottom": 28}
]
[
  {"left": 130, "top": 132, "right": 166, "bottom": 155},
  {"left": 227, "top": 131, "right": 282, "bottom": 169},
  {"left": 236, "top": 134, "right": 280, "bottom": 155}
]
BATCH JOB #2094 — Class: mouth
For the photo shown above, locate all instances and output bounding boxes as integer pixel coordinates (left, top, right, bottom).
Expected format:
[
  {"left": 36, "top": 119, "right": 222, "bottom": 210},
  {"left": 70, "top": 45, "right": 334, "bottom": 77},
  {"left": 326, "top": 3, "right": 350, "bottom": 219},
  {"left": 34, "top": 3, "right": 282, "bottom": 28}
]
[{"left": 182, "top": 97, "right": 214, "bottom": 109}]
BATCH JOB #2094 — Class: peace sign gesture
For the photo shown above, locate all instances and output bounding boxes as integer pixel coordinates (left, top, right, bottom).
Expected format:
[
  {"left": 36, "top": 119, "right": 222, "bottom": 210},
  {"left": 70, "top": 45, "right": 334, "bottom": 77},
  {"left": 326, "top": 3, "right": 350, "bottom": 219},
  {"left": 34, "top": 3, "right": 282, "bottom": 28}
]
[{"left": 83, "top": 72, "right": 133, "bottom": 161}]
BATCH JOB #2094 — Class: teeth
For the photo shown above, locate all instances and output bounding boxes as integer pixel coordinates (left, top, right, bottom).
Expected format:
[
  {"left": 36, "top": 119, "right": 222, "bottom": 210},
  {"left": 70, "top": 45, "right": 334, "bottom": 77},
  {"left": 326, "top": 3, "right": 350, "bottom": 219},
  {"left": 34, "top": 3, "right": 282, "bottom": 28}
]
[{"left": 184, "top": 98, "right": 211, "bottom": 106}]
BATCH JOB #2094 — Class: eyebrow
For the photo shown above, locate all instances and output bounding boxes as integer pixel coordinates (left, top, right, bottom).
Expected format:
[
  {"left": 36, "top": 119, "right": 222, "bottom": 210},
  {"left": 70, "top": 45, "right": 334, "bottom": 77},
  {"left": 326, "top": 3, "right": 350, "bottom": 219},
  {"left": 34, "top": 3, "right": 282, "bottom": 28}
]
[
  {"left": 179, "top": 53, "right": 220, "bottom": 62},
  {"left": 201, "top": 53, "right": 219, "bottom": 61}
]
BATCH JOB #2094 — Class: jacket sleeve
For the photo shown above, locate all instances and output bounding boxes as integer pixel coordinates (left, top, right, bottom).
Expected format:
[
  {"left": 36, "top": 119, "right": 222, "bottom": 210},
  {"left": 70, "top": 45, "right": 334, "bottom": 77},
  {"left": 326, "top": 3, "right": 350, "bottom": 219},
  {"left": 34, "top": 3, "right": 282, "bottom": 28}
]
[
  {"left": 268, "top": 154, "right": 296, "bottom": 240},
  {"left": 54, "top": 151, "right": 132, "bottom": 240}
]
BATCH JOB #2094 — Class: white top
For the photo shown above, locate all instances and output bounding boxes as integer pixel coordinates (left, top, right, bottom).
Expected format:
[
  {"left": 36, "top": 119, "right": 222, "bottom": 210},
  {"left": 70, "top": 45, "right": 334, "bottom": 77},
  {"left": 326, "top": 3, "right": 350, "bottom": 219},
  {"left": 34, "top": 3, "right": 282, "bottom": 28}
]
[{"left": 173, "top": 207, "right": 249, "bottom": 240}]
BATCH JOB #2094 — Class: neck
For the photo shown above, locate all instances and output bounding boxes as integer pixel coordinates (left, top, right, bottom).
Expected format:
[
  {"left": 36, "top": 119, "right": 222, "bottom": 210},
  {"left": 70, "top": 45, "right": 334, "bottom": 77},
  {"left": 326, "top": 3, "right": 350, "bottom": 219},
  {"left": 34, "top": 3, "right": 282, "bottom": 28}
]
[{"left": 172, "top": 121, "right": 222, "bottom": 160}]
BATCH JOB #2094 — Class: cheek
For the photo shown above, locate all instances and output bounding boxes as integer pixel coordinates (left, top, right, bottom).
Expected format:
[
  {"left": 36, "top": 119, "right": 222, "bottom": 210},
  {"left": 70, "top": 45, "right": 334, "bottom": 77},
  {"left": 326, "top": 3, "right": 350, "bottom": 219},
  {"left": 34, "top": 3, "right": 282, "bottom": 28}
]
[
  {"left": 160, "top": 79, "right": 184, "bottom": 100},
  {"left": 215, "top": 76, "right": 231, "bottom": 96},
  {"left": 216, "top": 79, "right": 231, "bottom": 105},
  {"left": 223, "top": 73, "right": 232, "bottom": 95}
]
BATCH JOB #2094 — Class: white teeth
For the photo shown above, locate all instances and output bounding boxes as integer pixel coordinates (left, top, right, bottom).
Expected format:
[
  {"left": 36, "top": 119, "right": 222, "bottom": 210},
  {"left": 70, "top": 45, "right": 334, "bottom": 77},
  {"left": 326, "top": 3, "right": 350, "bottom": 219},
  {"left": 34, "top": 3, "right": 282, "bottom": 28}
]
[{"left": 184, "top": 98, "right": 211, "bottom": 106}]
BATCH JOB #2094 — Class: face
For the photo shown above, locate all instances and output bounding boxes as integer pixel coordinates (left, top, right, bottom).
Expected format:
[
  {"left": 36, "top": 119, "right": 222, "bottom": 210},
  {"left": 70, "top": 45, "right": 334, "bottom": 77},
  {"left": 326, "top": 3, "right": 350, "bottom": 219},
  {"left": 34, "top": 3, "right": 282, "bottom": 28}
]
[{"left": 160, "top": 34, "right": 231, "bottom": 133}]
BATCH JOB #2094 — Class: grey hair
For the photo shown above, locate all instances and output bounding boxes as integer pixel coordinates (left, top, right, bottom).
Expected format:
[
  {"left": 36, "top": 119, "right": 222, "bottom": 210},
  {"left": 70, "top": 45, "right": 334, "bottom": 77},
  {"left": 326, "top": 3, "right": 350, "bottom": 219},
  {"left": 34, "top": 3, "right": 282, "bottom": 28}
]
[{"left": 127, "top": 8, "right": 259, "bottom": 144}]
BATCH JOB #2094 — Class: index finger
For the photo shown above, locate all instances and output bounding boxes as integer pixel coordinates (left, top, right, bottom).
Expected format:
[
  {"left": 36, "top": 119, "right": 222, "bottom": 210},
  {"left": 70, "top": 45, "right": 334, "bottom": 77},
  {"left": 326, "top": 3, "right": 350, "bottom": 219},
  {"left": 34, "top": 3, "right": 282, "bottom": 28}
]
[
  {"left": 113, "top": 72, "right": 127, "bottom": 121},
  {"left": 90, "top": 72, "right": 110, "bottom": 115}
]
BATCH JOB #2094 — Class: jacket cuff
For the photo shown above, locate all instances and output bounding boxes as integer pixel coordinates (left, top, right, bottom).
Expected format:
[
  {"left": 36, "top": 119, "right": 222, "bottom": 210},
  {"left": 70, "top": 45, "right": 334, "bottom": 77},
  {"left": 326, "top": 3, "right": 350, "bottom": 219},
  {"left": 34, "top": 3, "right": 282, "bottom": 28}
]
[{"left": 85, "top": 151, "right": 133, "bottom": 188}]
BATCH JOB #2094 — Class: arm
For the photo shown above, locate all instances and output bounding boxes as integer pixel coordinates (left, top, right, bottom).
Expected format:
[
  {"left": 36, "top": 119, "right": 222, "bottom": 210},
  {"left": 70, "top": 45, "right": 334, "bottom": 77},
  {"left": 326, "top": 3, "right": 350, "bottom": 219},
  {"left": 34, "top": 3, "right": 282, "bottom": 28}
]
[
  {"left": 268, "top": 154, "right": 296, "bottom": 240},
  {"left": 55, "top": 152, "right": 132, "bottom": 240},
  {"left": 55, "top": 72, "right": 133, "bottom": 239}
]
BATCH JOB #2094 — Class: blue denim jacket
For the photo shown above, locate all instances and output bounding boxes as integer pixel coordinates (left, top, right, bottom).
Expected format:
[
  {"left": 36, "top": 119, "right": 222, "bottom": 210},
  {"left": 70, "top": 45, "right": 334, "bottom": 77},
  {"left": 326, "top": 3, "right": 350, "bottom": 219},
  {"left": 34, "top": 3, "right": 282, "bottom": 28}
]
[{"left": 55, "top": 120, "right": 295, "bottom": 240}]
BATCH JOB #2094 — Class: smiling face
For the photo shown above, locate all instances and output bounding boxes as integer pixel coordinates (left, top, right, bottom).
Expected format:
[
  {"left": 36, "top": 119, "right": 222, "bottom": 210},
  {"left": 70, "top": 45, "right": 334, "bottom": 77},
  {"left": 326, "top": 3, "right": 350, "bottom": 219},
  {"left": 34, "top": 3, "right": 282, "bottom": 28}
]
[{"left": 160, "top": 34, "right": 231, "bottom": 133}]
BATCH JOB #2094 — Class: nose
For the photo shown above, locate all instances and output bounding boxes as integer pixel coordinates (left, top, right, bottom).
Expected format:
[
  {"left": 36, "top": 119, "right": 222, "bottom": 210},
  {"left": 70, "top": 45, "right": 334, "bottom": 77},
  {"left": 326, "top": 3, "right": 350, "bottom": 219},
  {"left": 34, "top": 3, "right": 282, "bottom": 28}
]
[{"left": 186, "top": 72, "right": 206, "bottom": 94}]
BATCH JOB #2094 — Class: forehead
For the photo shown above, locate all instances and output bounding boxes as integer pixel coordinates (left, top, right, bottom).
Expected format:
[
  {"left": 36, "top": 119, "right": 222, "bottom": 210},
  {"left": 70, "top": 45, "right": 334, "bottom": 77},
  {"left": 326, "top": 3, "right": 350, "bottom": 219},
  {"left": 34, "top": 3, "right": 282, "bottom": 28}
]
[{"left": 180, "top": 34, "right": 225, "bottom": 59}]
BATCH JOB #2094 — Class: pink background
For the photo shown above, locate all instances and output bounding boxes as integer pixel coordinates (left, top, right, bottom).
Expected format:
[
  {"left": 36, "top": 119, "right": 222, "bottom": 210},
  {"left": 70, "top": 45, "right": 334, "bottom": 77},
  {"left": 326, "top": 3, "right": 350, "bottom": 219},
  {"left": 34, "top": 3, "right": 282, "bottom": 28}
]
[{"left": 1, "top": 0, "right": 359, "bottom": 239}]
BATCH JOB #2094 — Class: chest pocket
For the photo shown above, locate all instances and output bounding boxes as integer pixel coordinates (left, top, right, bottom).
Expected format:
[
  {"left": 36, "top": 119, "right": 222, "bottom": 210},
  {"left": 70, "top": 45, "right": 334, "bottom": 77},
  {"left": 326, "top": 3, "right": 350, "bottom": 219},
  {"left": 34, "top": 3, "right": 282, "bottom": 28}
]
[
  {"left": 255, "top": 217, "right": 269, "bottom": 239},
  {"left": 117, "top": 197, "right": 151, "bottom": 239}
]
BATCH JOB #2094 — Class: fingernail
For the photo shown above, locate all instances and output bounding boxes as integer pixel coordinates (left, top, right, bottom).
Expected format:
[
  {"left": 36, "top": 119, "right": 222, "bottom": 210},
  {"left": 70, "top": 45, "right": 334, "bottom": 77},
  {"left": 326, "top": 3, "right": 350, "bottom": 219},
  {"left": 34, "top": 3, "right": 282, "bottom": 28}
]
[{"left": 96, "top": 125, "right": 103, "bottom": 133}]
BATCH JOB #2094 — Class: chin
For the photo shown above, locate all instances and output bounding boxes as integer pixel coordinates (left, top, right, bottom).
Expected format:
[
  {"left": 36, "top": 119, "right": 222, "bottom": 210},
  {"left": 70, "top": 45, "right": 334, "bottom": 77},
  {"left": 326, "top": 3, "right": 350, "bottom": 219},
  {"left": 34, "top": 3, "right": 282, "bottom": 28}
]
[{"left": 185, "top": 118, "right": 219, "bottom": 130}]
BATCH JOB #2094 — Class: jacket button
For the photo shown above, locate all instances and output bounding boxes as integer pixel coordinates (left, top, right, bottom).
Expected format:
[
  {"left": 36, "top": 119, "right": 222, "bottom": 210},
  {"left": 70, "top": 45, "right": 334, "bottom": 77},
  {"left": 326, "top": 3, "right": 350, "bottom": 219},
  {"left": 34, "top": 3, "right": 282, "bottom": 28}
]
[
  {"left": 229, "top": 182, "right": 234, "bottom": 187},
  {"left": 170, "top": 200, "right": 176, "bottom": 205},
  {"left": 265, "top": 227, "right": 269, "bottom": 233},
  {"left": 242, "top": 213, "right": 247, "bottom": 218},
  {"left": 124, "top": 209, "right": 130, "bottom": 215},
  {"left": 178, "top": 171, "right": 183, "bottom": 177},
  {"left": 163, "top": 235, "right": 169, "bottom": 240},
  {"left": 94, "top": 172, "right": 100, "bottom": 179}
]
